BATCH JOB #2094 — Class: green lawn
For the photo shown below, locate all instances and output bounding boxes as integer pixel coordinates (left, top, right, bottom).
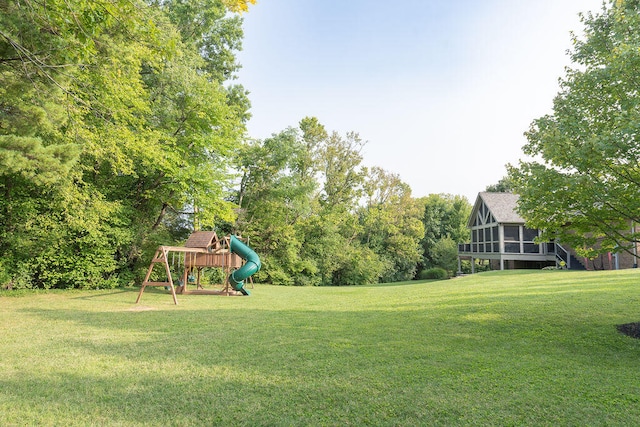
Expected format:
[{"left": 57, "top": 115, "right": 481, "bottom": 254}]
[{"left": 2, "top": 269, "right": 640, "bottom": 426}]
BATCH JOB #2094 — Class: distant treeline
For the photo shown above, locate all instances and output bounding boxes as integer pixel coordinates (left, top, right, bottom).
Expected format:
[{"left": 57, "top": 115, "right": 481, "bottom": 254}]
[{"left": 0, "top": 0, "right": 470, "bottom": 289}]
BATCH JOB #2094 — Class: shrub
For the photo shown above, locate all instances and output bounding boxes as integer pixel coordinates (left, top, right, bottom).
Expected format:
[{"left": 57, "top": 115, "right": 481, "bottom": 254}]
[
  {"left": 4, "top": 264, "right": 35, "bottom": 290},
  {"left": 419, "top": 267, "right": 449, "bottom": 280},
  {"left": 0, "top": 261, "right": 10, "bottom": 289},
  {"left": 431, "top": 237, "right": 459, "bottom": 276},
  {"left": 202, "top": 267, "right": 226, "bottom": 285}
]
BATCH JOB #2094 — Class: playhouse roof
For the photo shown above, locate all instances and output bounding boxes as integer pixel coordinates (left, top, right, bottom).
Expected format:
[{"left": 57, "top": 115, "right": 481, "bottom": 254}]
[{"left": 184, "top": 231, "right": 218, "bottom": 249}]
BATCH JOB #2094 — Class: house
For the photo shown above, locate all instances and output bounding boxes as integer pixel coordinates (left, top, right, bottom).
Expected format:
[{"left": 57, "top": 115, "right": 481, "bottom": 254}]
[
  {"left": 457, "top": 192, "right": 640, "bottom": 273},
  {"left": 457, "top": 192, "right": 579, "bottom": 272}
]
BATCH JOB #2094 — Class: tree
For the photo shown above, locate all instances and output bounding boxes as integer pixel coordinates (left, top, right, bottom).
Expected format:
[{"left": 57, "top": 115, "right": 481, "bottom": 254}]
[
  {"left": 508, "top": 0, "right": 640, "bottom": 259},
  {"left": 485, "top": 176, "right": 514, "bottom": 193},
  {"left": 234, "top": 119, "right": 425, "bottom": 286},
  {"left": 419, "top": 194, "right": 471, "bottom": 271},
  {"left": 430, "top": 237, "right": 459, "bottom": 276},
  {"left": 0, "top": 0, "right": 251, "bottom": 288},
  {"left": 0, "top": 0, "right": 162, "bottom": 288},
  {"left": 222, "top": 0, "right": 257, "bottom": 13},
  {"left": 293, "top": 126, "right": 382, "bottom": 286},
  {"left": 233, "top": 128, "right": 317, "bottom": 285},
  {"left": 360, "top": 167, "right": 425, "bottom": 282},
  {"left": 318, "top": 131, "right": 367, "bottom": 208}
]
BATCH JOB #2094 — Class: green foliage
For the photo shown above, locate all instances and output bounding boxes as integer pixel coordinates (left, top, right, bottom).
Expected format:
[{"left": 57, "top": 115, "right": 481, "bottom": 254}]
[
  {"left": 0, "top": 0, "right": 465, "bottom": 289},
  {"left": 234, "top": 127, "right": 320, "bottom": 285},
  {"left": 0, "top": 260, "right": 10, "bottom": 289},
  {"left": 202, "top": 267, "right": 226, "bottom": 285},
  {"left": 329, "top": 244, "right": 384, "bottom": 286},
  {"left": 419, "top": 193, "right": 471, "bottom": 272},
  {"left": 418, "top": 267, "right": 449, "bottom": 280},
  {"left": 485, "top": 176, "right": 514, "bottom": 193},
  {"left": 234, "top": 119, "right": 426, "bottom": 286},
  {"left": 360, "top": 167, "right": 425, "bottom": 282},
  {"left": 0, "top": 136, "right": 79, "bottom": 184},
  {"left": 318, "top": 131, "right": 367, "bottom": 207},
  {"left": 457, "top": 259, "right": 475, "bottom": 274},
  {"left": 509, "top": 0, "right": 640, "bottom": 258},
  {"left": 0, "top": 0, "right": 250, "bottom": 288},
  {"left": 430, "top": 237, "right": 459, "bottom": 275}
]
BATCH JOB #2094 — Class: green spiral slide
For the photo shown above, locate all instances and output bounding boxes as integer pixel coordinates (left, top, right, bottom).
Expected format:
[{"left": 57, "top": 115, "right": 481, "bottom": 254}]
[{"left": 228, "top": 235, "right": 261, "bottom": 295}]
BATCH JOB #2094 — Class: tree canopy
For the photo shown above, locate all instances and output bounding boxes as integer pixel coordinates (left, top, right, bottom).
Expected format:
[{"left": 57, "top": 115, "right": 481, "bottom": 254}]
[
  {"left": 0, "top": 0, "right": 250, "bottom": 288},
  {"left": 418, "top": 194, "right": 471, "bottom": 274},
  {"left": 233, "top": 119, "right": 426, "bottom": 286},
  {"left": 509, "top": 0, "right": 640, "bottom": 259},
  {"left": 0, "top": 0, "right": 470, "bottom": 289}
]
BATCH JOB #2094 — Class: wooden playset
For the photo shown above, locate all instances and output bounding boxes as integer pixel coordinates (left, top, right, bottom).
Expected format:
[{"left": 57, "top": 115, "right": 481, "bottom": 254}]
[{"left": 135, "top": 231, "right": 261, "bottom": 305}]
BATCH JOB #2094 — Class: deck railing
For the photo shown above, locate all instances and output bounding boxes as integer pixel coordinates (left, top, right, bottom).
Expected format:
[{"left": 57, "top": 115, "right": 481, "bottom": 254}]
[
  {"left": 552, "top": 242, "right": 570, "bottom": 269},
  {"left": 458, "top": 243, "right": 471, "bottom": 253}
]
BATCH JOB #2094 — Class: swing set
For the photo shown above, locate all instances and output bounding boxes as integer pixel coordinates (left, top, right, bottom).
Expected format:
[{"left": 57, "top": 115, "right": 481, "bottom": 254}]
[{"left": 135, "top": 231, "right": 259, "bottom": 305}]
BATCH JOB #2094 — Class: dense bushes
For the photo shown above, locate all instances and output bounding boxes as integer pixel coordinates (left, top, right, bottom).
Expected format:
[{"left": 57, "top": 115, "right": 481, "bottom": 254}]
[
  {"left": 418, "top": 267, "right": 449, "bottom": 280},
  {"left": 0, "top": 1, "right": 470, "bottom": 289},
  {"left": 0, "top": 0, "right": 249, "bottom": 289}
]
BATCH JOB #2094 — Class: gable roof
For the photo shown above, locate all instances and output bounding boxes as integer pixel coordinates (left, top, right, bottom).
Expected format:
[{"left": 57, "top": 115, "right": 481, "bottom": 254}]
[
  {"left": 468, "top": 192, "right": 525, "bottom": 227},
  {"left": 184, "top": 231, "right": 218, "bottom": 249}
]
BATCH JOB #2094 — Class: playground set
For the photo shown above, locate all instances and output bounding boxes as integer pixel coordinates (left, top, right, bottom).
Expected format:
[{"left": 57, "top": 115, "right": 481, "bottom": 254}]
[{"left": 135, "top": 231, "right": 261, "bottom": 304}]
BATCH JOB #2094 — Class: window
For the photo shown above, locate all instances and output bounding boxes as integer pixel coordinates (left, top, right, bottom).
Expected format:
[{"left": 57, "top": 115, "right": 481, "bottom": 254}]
[
  {"left": 505, "top": 243, "right": 520, "bottom": 253},
  {"left": 504, "top": 226, "right": 519, "bottom": 241},
  {"left": 523, "top": 227, "right": 538, "bottom": 241},
  {"left": 523, "top": 243, "right": 540, "bottom": 254}
]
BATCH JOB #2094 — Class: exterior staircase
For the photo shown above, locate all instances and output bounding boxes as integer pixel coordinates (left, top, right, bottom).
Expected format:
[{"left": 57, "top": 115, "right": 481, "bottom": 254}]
[{"left": 552, "top": 242, "right": 587, "bottom": 270}]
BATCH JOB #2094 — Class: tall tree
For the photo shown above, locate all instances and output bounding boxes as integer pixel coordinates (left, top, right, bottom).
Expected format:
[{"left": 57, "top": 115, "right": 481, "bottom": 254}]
[
  {"left": 508, "top": 0, "right": 640, "bottom": 259},
  {"left": 309, "top": 129, "right": 382, "bottom": 285},
  {"left": 360, "top": 167, "right": 425, "bottom": 282},
  {"left": 318, "top": 131, "right": 367, "bottom": 208},
  {"left": 419, "top": 194, "right": 471, "bottom": 271},
  {"left": 0, "top": 0, "right": 163, "bottom": 288},
  {"left": 485, "top": 176, "right": 514, "bottom": 193},
  {"left": 235, "top": 119, "right": 397, "bottom": 286},
  {"left": 0, "top": 0, "right": 251, "bottom": 288},
  {"left": 234, "top": 127, "right": 318, "bottom": 285}
]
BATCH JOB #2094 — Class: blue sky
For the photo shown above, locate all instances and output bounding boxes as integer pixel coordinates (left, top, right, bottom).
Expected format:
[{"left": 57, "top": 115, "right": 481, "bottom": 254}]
[{"left": 236, "top": 0, "right": 605, "bottom": 202}]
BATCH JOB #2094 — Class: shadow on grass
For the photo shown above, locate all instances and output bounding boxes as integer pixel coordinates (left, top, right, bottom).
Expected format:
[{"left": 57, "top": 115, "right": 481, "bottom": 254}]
[
  {"left": 7, "top": 305, "right": 469, "bottom": 425},
  {"left": 1, "top": 367, "right": 425, "bottom": 425},
  {"left": 364, "top": 279, "right": 448, "bottom": 288},
  {"left": 617, "top": 322, "right": 640, "bottom": 339},
  {"left": 8, "top": 281, "right": 640, "bottom": 425}
]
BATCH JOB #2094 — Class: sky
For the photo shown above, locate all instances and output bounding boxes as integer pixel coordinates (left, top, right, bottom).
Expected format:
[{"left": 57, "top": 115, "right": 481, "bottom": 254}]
[{"left": 236, "top": 0, "right": 606, "bottom": 202}]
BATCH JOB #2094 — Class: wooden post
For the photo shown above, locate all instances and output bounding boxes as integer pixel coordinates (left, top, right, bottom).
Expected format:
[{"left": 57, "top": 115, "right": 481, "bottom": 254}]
[
  {"left": 182, "top": 251, "right": 189, "bottom": 293},
  {"left": 163, "top": 247, "right": 179, "bottom": 304},
  {"left": 136, "top": 246, "right": 178, "bottom": 305}
]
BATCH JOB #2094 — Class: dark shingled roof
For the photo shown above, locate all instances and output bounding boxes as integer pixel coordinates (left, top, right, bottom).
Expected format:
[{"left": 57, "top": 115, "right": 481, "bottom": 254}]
[
  {"left": 184, "top": 231, "right": 218, "bottom": 249},
  {"left": 472, "top": 192, "right": 525, "bottom": 225}
]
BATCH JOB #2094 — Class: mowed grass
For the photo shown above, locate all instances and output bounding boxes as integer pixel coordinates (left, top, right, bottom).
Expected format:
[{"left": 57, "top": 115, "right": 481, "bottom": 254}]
[{"left": 2, "top": 270, "right": 640, "bottom": 426}]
